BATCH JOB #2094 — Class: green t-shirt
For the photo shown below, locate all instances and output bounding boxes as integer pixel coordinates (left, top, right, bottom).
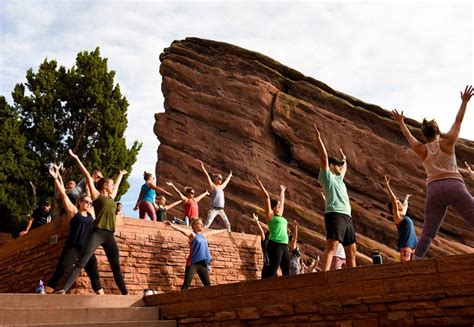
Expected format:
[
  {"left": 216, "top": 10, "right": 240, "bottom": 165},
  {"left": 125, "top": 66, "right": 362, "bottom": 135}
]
[
  {"left": 93, "top": 194, "right": 117, "bottom": 231},
  {"left": 268, "top": 215, "right": 288, "bottom": 244},
  {"left": 318, "top": 169, "right": 351, "bottom": 216}
]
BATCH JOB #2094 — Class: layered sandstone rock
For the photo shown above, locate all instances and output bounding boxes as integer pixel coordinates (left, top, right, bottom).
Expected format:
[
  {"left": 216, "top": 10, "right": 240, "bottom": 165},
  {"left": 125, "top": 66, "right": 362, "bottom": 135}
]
[{"left": 154, "top": 37, "right": 474, "bottom": 263}]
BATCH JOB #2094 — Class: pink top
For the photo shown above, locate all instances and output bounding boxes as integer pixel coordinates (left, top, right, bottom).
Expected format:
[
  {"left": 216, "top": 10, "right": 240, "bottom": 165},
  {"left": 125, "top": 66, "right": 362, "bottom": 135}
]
[
  {"left": 184, "top": 198, "right": 199, "bottom": 219},
  {"left": 422, "top": 140, "right": 462, "bottom": 184}
]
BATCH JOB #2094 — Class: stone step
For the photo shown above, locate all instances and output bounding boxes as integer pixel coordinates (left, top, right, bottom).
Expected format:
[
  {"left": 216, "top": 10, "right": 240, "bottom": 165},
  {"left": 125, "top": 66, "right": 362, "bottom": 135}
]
[
  {"left": 3, "top": 321, "right": 176, "bottom": 327},
  {"left": 0, "top": 294, "right": 144, "bottom": 308},
  {"left": 0, "top": 307, "right": 160, "bottom": 324},
  {"left": 2, "top": 322, "right": 176, "bottom": 327}
]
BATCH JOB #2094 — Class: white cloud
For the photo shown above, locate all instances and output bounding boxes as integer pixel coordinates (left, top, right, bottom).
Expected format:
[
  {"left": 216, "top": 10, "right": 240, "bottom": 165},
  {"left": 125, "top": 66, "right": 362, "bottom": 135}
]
[{"left": 1, "top": 0, "right": 472, "bottom": 216}]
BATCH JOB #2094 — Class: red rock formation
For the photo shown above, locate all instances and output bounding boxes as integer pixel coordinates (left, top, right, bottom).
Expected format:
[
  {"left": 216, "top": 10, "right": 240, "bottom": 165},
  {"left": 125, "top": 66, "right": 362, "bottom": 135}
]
[{"left": 154, "top": 37, "right": 474, "bottom": 263}]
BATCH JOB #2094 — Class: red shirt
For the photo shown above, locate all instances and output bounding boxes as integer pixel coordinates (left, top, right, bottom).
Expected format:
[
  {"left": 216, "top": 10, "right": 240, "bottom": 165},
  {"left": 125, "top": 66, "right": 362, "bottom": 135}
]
[{"left": 184, "top": 198, "right": 199, "bottom": 219}]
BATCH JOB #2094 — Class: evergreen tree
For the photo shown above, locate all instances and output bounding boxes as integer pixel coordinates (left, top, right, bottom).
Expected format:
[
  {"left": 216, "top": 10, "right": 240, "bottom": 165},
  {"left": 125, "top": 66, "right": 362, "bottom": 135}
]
[
  {"left": 1, "top": 47, "right": 141, "bottom": 233},
  {"left": 0, "top": 96, "right": 38, "bottom": 234}
]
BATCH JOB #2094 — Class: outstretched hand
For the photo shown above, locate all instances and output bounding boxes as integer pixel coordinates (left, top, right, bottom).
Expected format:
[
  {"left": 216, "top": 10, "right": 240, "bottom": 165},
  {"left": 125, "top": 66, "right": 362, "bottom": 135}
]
[
  {"left": 120, "top": 170, "right": 128, "bottom": 175},
  {"left": 280, "top": 185, "right": 287, "bottom": 192},
  {"left": 391, "top": 109, "right": 405, "bottom": 124},
  {"left": 384, "top": 175, "right": 391, "bottom": 185},
  {"left": 68, "top": 149, "right": 78, "bottom": 159},
  {"left": 313, "top": 123, "right": 321, "bottom": 138},
  {"left": 339, "top": 148, "right": 346, "bottom": 161},
  {"left": 465, "top": 161, "right": 473, "bottom": 174},
  {"left": 460, "top": 85, "right": 474, "bottom": 103},
  {"left": 252, "top": 213, "right": 258, "bottom": 221},
  {"left": 49, "top": 165, "right": 58, "bottom": 179},
  {"left": 166, "top": 181, "right": 174, "bottom": 186},
  {"left": 196, "top": 159, "right": 204, "bottom": 167}
]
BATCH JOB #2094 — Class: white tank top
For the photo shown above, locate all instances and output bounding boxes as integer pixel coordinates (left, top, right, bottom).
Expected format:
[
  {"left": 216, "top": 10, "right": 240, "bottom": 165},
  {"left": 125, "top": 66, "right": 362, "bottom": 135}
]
[{"left": 421, "top": 140, "right": 462, "bottom": 184}]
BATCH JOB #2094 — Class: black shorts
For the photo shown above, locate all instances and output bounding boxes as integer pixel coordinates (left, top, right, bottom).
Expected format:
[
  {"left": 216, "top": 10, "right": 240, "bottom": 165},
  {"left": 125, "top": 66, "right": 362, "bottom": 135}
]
[{"left": 324, "top": 212, "right": 356, "bottom": 246}]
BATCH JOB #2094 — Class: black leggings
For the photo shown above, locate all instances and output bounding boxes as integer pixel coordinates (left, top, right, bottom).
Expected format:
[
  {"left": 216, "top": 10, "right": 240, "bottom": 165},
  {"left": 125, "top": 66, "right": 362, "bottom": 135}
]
[
  {"left": 181, "top": 260, "right": 210, "bottom": 290},
  {"left": 47, "top": 244, "right": 102, "bottom": 291},
  {"left": 63, "top": 228, "right": 128, "bottom": 294},
  {"left": 263, "top": 240, "right": 290, "bottom": 278}
]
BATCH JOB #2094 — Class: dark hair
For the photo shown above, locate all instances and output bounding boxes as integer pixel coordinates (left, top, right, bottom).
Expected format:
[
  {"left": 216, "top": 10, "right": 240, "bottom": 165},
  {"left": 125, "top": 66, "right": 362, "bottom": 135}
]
[
  {"left": 97, "top": 177, "right": 113, "bottom": 190},
  {"left": 184, "top": 187, "right": 194, "bottom": 194},
  {"left": 421, "top": 119, "right": 440, "bottom": 140},
  {"left": 328, "top": 157, "right": 344, "bottom": 167},
  {"left": 40, "top": 199, "right": 51, "bottom": 206},
  {"left": 144, "top": 171, "right": 153, "bottom": 181},
  {"left": 270, "top": 199, "right": 279, "bottom": 210}
]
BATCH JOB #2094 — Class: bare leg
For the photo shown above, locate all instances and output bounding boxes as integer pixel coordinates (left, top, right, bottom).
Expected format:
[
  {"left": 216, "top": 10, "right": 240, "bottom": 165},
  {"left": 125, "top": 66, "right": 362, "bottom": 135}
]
[{"left": 321, "top": 239, "right": 339, "bottom": 272}]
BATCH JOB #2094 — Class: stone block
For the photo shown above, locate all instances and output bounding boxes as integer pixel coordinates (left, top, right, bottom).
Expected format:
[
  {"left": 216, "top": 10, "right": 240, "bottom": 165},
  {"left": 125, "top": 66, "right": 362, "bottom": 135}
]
[
  {"left": 437, "top": 295, "right": 474, "bottom": 308},
  {"left": 260, "top": 304, "right": 294, "bottom": 317},
  {"left": 236, "top": 307, "right": 260, "bottom": 320}
]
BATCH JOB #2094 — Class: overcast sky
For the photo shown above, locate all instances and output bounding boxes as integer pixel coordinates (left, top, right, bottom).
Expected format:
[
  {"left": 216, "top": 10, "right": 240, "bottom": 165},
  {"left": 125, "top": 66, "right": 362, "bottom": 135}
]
[{"left": 1, "top": 0, "right": 473, "bottom": 217}]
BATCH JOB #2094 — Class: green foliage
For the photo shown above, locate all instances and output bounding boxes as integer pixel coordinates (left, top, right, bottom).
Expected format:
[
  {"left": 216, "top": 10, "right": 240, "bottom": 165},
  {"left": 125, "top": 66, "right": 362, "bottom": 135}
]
[
  {"left": 1, "top": 47, "right": 141, "bottom": 233},
  {"left": 0, "top": 96, "right": 38, "bottom": 233}
]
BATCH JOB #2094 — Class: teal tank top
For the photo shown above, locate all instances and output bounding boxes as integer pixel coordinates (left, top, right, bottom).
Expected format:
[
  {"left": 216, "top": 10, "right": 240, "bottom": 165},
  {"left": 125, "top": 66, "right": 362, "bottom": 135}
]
[{"left": 268, "top": 215, "right": 288, "bottom": 244}]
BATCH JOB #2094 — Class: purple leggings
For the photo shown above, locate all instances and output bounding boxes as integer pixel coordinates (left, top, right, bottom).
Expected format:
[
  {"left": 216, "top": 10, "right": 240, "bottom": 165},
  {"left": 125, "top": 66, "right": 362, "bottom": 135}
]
[
  {"left": 139, "top": 201, "right": 157, "bottom": 221},
  {"left": 415, "top": 178, "right": 474, "bottom": 258}
]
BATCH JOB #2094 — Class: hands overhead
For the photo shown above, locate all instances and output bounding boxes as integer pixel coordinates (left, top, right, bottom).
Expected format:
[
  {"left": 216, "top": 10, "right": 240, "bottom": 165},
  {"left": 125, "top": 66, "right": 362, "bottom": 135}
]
[
  {"left": 68, "top": 149, "right": 78, "bottom": 159},
  {"left": 313, "top": 123, "right": 321, "bottom": 138},
  {"left": 460, "top": 85, "right": 474, "bottom": 103},
  {"left": 391, "top": 109, "right": 405, "bottom": 124}
]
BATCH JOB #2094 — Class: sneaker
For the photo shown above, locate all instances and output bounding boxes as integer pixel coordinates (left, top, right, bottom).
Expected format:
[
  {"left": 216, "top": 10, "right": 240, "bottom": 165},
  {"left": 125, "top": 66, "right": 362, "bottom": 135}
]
[{"left": 54, "top": 289, "right": 66, "bottom": 294}]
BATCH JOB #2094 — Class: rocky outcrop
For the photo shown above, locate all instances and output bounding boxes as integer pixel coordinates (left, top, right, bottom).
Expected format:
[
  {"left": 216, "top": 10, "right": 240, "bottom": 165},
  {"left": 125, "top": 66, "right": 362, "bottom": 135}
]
[{"left": 154, "top": 37, "right": 474, "bottom": 263}]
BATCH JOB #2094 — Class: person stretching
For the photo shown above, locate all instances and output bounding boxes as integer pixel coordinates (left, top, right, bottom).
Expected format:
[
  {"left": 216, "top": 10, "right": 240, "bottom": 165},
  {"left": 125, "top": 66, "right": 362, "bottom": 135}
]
[
  {"left": 256, "top": 176, "right": 289, "bottom": 278},
  {"left": 46, "top": 165, "right": 103, "bottom": 294},
  {"left": 288, "top": 220, "right": 302, "bottom": 275},
  {"left": 155, "top": 196, "right": 182, "bottom": 222},
  {"left": 391, "top": 85, "right": 474, "bottom": 259},
  {"left": 166, "top": 181, "right": 209, "bottom": 225},
  {"left": 384, "top": 175, "right": 418, "bottom": 261},
  {"left": 165, "top": 219, "right": 227, "bottom": 289},
  {"left": 314, "top": 124, "right": 357, "bottom": 272},
  {"left": 197, "top": 160, "right": 232, "bottom": 231},
  {"left": 134, "top": 171, "right": 172, "bottom": 221},
  {"left": 58, "top": 149, "right": 128, "bottom": 294},
  {"left": 252, "top": 213, "right": 270, "bottom": 278}
]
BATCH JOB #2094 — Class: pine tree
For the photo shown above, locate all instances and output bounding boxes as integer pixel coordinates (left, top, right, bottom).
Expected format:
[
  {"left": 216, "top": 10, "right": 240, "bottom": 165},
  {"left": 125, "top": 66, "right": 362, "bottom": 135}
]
[
  {"left": 0, "top": 96, "right": 38, "bottom": 234},
  {"left": 1, "top": 47, "right": 141, "bottom": 233}
]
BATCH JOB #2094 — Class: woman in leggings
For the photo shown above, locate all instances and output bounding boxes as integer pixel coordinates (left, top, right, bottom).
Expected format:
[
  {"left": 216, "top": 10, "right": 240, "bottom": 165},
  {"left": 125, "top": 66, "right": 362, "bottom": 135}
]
[
  {"left": 46, "top": 165, "right": 103, "bottom": 294},
  {"left": 58, "top": 149, "right": 128, "bottom": 294},
  {"left": 391, "top": 85, "right": 474, "bottom": 259},
  {"left": 165, "top": 218, "right": 227, "bottom": 289},
  {"left": 256, "top": 176, "right": 289, "bottom": 278},
  {"left": 134, "top": 171, "right": 171, "bottom": 221}
]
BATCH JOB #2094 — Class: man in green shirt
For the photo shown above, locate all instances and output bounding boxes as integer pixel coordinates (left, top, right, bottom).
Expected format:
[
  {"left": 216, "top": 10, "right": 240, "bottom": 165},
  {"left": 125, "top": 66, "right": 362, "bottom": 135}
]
[{"left": 314, "top": 124, "right": 357, "bottom": 272}]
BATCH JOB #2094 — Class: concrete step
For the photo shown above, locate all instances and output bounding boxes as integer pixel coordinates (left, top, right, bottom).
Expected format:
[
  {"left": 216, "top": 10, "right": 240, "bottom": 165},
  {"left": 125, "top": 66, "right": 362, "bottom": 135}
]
[
  {"left": 3, "top": 321, "right": 176, "bottom": 327},
  {"left": 0, "top": 307, "right": 160, "bottom": 324},
  {"left": 0, "top": 294, "right": 144, "bottom": 308}
]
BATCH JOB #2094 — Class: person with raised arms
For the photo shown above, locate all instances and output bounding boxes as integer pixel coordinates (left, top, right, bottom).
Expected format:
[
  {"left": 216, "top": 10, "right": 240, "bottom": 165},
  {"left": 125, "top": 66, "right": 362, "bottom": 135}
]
[
  {"left": 134, "top": 171, "right": 172, "bottom": 221},
  {"left": 165, "top": 219, "right": 227, "bottom": 289},
  {"left": 197, "top": 160, "right": 232, "bottom": 232},
  {"left": 45, "top": 165, "right": 103, "bottom": 294},
  {"left": 391, "top": 85, "right": 474, "bottom": 259},
  {"left": 166, "top": 181, "right": 209, "bottom": 225},
  {"left": 384, "top": 175, "right": 418, "bottom": 261},
  {"left": 314, "top": 124, "right": 357, "bottom": 272},
  {"left": 256, "top": 176, "right": 290, "bottom": 278},
  {"left": 58, "top": 149, "right": 128, "bottom": 294}
]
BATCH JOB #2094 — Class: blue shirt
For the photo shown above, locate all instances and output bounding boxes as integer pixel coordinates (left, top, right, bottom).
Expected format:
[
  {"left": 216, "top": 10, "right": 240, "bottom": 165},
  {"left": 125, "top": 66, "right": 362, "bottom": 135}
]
[
  {"left": 187, "top": 234, "right": 212, "bottom": 269},
  {"left": 140, "top": 183, "right": 156, "bottom": 203},
  {"left": 397, "top": 216, "right": 418, "bottom": 250}
]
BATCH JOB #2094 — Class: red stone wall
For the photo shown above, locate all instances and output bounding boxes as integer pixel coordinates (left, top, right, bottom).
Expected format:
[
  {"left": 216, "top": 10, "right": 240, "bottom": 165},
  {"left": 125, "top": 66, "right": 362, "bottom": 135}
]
[
  {"left": 145, "top": 253, "right": 474, "bottom": 326},
  {"left": 0, "top": 217, "right": 262, "bottom": 294}
]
